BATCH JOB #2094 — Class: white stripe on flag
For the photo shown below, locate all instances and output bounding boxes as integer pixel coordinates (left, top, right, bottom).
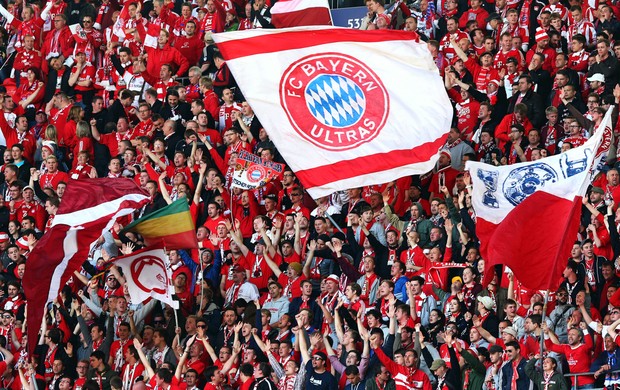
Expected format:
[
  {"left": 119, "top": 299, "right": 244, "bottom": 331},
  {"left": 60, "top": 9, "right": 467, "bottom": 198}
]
[
  {"left": 47, "top": 227, "right": 78, "bottom": 302},
  {"left": 53, "top": 193, "right": 150, "bottom": 226},
  {"left": 271, "top": 0, "right": 330, "bottom": 14}
]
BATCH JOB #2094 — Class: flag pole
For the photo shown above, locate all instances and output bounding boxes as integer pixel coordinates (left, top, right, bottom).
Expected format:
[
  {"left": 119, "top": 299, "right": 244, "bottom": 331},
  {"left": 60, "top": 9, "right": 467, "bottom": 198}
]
[
  {"left": 164, "top": 243, "right": 180, "bottom": 330},
  {"left": 539, "top": 290, "right": 549, "bottom": 360},
  {"left": 325, "top": 213, "right": 345, "bottom": 235}
]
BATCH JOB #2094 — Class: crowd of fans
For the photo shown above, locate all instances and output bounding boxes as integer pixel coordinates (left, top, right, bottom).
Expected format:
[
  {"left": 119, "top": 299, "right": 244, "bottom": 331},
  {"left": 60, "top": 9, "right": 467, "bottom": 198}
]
[{"left": 0, "top": 0, "right": 619, "bottom": 388}]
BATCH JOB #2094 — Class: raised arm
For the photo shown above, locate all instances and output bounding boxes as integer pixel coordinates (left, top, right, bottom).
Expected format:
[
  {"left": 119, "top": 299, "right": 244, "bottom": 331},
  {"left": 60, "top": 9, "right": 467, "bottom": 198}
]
[
  {"left": 133, "top": 338, "right": 155, "bottom": 380},
  {"left": 263, "top": 250, "right": 282, "bottom": 277},
  {"left": 298, "top": 328, "right": 311, "bottom": 363}
]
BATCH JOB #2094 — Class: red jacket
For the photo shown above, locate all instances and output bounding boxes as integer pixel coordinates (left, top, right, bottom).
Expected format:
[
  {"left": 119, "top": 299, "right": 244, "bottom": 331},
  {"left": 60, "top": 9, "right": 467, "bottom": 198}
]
[
  {"left": 41, "top": 26, "right": 75, "bottom": 69},
  {"left": 174, "top": 35, "right": 204, "bottom": 67},
  {"left": 495, "top": 114, "right": 534, "bottom": 151},
  {"left": 458, "top": 7, "right": 489, "bottom": 29},
  {"left": 145, "top": 43, "right": 190, "bottom": 78}
]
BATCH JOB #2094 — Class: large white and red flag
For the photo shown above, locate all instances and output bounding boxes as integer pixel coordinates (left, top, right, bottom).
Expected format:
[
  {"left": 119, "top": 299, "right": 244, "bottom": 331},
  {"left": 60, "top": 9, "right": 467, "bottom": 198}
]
[
  {"left": 113, "top": 246, "right": 179, "bottom": 309},
  {"left": 213, "top": 27, "right": 452, "bottom": 198},
  {"left": 270, "top": 0, "right": 332, "bottom": 28},
  {"left": 466, "top": 107, "right": 614, "bottom": 291},
  {"left": 23, "top": 179, "right": 150, "bottom": 354}
]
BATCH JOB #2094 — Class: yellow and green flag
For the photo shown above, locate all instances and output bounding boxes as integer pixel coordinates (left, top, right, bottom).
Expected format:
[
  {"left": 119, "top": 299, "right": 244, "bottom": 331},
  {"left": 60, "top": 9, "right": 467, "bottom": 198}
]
[{"left": 122, "top": 199, "right": 197, "bottom": 249}]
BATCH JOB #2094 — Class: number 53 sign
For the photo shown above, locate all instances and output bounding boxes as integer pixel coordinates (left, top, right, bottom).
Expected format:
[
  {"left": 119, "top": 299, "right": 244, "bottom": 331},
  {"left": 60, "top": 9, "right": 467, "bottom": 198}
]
[{"left": 331, "top": 6, "right": 368, "bottom": 28}]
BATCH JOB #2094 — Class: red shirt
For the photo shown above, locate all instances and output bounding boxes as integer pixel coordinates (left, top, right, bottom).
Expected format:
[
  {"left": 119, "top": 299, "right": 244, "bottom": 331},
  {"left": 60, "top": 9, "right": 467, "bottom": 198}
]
[
  {"left": 40, "top": 170, "right": 69, "bottom": 190},
  {"left": 545, "top": 335, "right": 594, "bottom": 386},
  {"left": 277, "top": 273, "right": 306, "bottom": 299},
  {"left": 71, "top": 62, "right": 96, "bottom": 93}
]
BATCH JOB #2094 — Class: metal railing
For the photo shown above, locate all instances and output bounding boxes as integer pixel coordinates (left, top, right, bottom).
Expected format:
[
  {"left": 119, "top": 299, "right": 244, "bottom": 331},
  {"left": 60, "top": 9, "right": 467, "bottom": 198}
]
[{"left": 563, "top": 369, "right": 620, "bottom": 390}]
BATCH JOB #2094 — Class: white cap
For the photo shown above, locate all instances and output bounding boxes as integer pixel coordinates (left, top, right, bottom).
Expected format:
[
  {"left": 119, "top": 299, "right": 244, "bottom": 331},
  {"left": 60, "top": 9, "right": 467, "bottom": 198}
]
[{"left": 587, "top": 73, "right": 605, "bottom": 83}]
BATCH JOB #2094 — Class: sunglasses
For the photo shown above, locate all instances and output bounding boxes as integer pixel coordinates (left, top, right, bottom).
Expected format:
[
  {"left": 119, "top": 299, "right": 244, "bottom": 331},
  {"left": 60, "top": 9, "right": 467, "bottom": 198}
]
[
  {"left": 197, "top": 325, "right": 207, "bottom": 328},
  {"left": 312, "top": 356, "right": 324, "bottom": 361}
]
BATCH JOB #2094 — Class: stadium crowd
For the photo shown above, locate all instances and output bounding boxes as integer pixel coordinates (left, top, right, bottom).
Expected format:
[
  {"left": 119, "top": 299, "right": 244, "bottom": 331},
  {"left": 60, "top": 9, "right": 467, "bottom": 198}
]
[{"left": 0, "top": 0, "right": 619, "bottom": 388}]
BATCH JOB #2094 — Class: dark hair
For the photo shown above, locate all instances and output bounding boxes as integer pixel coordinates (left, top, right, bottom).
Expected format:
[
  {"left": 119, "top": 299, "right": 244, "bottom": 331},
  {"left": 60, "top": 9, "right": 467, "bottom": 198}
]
[
  {"left": 344, "top": 365, "right": 360, "bottom": 376},
  {"left": 257, "top": 362, "right": 272, "bottom": 377},
  {"left": 528, "top": 314, "right": 542, "bottom": 326},
  {"left": 110, "top": 377, "right": 122, "bottom": 389},
  {"left": 204, "top": 366, "right": 219, "bottom": 381},
  {"left": 47, "top": 328, "right": 63, "bottom": 345},
  {"left": 90, "top": 350, "right": 105, "bottom": 361},
  {"left": 156, "top": 368, "right": 173, "bottom": 383},
  {"left": 239, "top": 363, "right": 254, "bottom": 377}
]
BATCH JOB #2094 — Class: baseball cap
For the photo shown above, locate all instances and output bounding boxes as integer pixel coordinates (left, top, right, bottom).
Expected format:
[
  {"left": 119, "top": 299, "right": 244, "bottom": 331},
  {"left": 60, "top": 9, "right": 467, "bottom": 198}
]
[
  {"left": 502, "top": 326, "right": 518, "bottom": 338},
  {"left": 313, "top": 351, "right": 327, "bottom": 361},
  {"left": 430, "top": 359, "right": 446, "bottom": 371},
  {"left": 477, "top": 296, "right": 494, "bottom": 310},
  {"left": 325, "top": 274, "right": 339, "bottom": 284},
  {"left": 587, "top": 73, "right": 605, "bottom": 83}
]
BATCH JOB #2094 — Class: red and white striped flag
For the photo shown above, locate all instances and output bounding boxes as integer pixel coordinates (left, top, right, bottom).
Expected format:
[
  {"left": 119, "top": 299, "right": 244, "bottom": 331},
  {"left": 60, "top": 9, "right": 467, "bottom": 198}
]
[
  {"left": 270, "top": 0, "right": 332, "bottom": 28},
  {"left": 23, "top": 179, "right": 150, "bottom": 355},
  {"left": 144, "top": 23, "right": 161, "bottom": 48},
  {"left": 213, "top": 27, "right": 452, "bottom": 198}
]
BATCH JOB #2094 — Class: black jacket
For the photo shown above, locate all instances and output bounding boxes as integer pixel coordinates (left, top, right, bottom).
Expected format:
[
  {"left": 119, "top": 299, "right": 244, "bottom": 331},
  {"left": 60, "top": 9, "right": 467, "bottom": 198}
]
[{"left": 507, "top": 89, "right": 545, "bottom": 128}]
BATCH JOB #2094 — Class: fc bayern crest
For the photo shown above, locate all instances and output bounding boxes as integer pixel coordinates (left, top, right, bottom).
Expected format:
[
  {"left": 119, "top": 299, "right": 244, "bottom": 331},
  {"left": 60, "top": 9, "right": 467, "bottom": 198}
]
[
  {"left": 279, "top": 53, "right": 389, "bottom": 151},
  {"left": 247, "top": 165, "right": 267, "bottom": 183}
]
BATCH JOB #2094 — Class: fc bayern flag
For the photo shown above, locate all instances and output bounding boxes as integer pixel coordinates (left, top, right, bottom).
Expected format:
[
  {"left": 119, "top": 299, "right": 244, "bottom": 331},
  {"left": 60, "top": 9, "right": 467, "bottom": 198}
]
[
  {"left": 213, "top": 27, "right": 452, "bottom": 198},
  {"left": 23, "top": 179, "right": 150, "bottom": 355},
  {"left": 270, "top": 0, "right": 332, "bottom": 28},
  {"left": 113, "top": 246, "right": 179, "bottom": 309},
  {"left": 232, "top": 150, "right": 285, "bottom": 190},
  {"left": 466, "top": 107, "right": 614, "bottom": 291}
]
